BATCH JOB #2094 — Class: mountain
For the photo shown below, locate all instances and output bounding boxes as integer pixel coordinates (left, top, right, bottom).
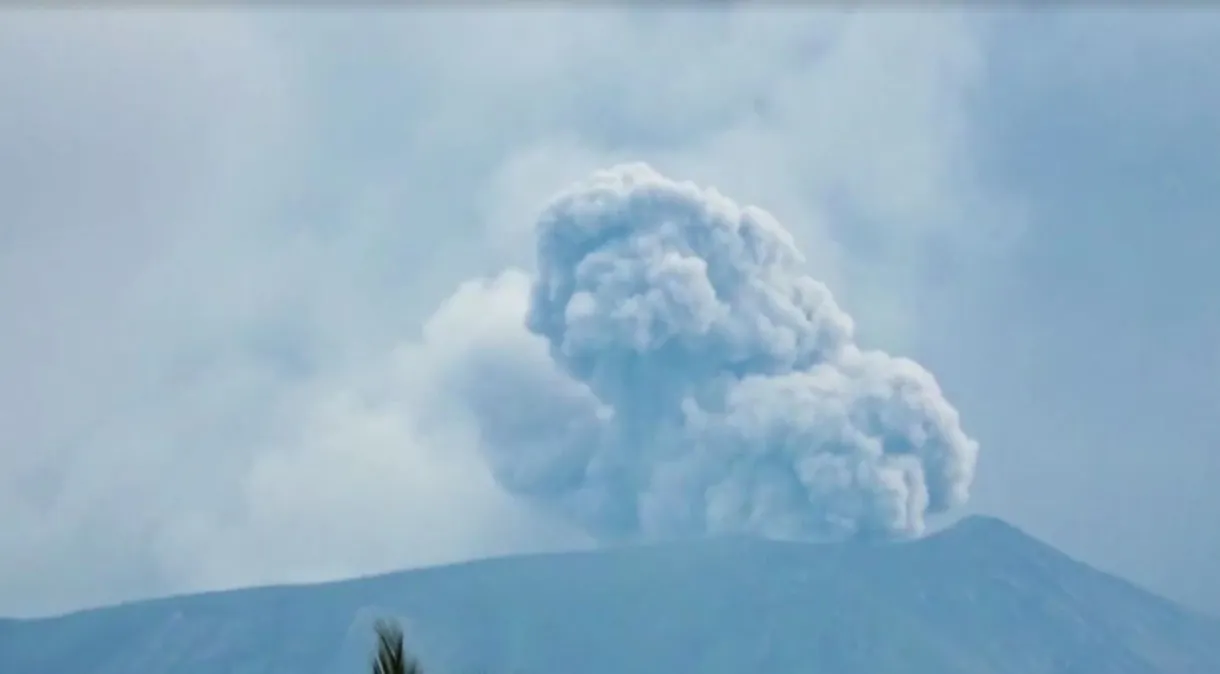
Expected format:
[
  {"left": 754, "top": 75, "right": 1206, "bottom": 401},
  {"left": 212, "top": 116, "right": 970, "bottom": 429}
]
[{"left": 2, "top": 516, "right": 1218, "bottom": 674}]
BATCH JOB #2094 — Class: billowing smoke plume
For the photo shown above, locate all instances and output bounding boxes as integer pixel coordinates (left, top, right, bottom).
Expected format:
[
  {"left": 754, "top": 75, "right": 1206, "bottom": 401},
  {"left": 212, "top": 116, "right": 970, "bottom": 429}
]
[{"left": 448, "top": 163, "right": 978, "bottom": 542}]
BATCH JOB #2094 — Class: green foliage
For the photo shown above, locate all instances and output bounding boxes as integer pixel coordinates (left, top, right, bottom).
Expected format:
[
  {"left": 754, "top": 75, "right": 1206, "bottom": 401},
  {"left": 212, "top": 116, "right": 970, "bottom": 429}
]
[{"left": 372, "top": 619, "right": 422, "bottom": 674}]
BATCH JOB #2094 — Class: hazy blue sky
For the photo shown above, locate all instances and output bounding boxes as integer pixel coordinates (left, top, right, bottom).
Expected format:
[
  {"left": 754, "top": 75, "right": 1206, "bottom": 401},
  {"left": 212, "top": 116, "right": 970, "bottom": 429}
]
[{"left": 1, "top": 8, "right": 1218, "bottom": 618}]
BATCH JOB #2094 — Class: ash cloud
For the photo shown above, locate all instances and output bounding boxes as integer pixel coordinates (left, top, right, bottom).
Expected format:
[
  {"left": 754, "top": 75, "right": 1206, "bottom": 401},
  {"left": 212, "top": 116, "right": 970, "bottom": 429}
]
[{"left": 449, "top": 163, "right": 978, "bottom": 542}]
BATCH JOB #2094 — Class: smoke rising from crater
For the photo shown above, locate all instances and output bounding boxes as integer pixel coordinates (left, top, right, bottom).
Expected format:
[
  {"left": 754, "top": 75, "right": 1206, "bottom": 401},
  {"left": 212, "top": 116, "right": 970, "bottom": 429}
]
[{"left": 444, "top": 163, "right": 978, "bottom": 542}]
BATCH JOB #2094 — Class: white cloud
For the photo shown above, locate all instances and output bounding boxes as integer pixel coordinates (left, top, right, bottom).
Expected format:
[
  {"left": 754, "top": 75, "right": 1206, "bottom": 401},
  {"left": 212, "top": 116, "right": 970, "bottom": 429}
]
[{"left": 448, "top": 163, "right": 979, "bottom": 543}]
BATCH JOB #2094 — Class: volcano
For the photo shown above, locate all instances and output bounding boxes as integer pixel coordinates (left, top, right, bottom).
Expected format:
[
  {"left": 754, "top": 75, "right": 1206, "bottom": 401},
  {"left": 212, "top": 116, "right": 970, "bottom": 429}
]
[{"left": 2, "top": 516, "right": 1217, "bottom": 674}]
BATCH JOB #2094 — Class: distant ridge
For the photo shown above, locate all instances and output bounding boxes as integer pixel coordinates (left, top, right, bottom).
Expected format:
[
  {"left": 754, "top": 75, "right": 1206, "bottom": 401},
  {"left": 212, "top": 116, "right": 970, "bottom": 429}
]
[{"left": 2, "top": 516, "right": 1218, "bottom": 674}]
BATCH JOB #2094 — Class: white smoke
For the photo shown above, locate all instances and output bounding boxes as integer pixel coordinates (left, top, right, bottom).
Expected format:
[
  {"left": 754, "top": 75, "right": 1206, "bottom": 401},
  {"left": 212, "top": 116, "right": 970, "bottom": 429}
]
[{"left": 441, "top": 163, "right": 978, "bottom": 542}]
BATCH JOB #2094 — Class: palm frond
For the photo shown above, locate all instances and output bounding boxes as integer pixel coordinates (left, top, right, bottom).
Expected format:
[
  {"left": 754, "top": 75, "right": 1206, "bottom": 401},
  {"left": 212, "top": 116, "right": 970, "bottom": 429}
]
[{"left": 372, "top": 619, "right": 422, "bottom": 674}]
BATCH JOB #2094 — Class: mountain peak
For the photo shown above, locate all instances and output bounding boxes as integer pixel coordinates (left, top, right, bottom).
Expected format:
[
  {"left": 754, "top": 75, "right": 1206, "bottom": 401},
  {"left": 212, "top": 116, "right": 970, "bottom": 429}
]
[
  {"left": 938, "top": 514, "right": 1030, "bottom": 542},
  {"left": 919, "top": 514, "right": 1057, "bottom": 558},
  {"left": 4, "top": 517, "right": 1220, "bottom": 674}
]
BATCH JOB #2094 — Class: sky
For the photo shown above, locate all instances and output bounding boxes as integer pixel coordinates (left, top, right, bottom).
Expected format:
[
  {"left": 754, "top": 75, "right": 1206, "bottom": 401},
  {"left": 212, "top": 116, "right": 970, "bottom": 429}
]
[{"left": 1, "top": 7, "right": 1218, "bottom": 618}]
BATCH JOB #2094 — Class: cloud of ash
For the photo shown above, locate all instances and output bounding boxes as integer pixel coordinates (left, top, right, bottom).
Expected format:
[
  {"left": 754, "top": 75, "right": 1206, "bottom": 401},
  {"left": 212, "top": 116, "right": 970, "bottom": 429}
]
[{"left": 440, "top": 163, "right": 978, "bottom": 542}]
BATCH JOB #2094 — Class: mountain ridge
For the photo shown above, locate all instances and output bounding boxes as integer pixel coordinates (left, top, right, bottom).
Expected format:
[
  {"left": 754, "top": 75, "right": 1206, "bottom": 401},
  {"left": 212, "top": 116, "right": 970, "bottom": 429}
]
[
  {"left": 3, "top": 515, "right": 1057, "bottom": 620},
  {"left": 2, "top": 515, "right": 1218, "bottom": 674}
]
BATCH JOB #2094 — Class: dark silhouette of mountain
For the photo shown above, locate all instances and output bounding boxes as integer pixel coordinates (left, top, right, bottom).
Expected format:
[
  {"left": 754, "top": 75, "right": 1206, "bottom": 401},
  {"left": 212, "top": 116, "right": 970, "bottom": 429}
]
[{"left": 2, "top": 516, "right": 1218, "bottom": 674}]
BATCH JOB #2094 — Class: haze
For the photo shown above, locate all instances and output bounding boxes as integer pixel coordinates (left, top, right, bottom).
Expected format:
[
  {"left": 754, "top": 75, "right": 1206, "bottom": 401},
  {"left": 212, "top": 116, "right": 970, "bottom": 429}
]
[{"left": 1, "top": 7, "right": 1217, "bottom": 619}]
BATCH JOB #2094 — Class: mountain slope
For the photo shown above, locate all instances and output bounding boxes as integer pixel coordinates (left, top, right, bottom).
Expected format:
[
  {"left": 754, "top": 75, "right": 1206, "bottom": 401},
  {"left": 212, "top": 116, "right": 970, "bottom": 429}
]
[{"left": 2, "top": 516, "right": 1218, "bottom": 674}]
